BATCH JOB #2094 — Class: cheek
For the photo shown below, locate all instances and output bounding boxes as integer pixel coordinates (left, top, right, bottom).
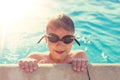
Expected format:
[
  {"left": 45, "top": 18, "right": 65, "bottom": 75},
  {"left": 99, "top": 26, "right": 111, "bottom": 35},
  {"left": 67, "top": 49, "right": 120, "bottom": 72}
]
[
  {"left": 65, "top": 43, "right": 73, "bottom": 52},
  {"left": 47, "top": 42, "right": 56, "bottom": 51}
]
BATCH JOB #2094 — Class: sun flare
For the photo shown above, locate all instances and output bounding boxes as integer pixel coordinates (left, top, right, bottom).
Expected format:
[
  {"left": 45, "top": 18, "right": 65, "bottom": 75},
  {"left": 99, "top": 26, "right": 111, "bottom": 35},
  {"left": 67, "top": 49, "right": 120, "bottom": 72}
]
[{"left": 0, "top": 0, "right": 57, "bottom": 49}]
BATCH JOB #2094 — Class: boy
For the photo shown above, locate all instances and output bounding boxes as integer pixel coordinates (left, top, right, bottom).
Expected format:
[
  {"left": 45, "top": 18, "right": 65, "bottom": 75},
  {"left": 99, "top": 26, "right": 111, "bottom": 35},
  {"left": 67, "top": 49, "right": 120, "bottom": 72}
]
[{"left": 19, "top": 13, "right": 88, "bottom": 73}]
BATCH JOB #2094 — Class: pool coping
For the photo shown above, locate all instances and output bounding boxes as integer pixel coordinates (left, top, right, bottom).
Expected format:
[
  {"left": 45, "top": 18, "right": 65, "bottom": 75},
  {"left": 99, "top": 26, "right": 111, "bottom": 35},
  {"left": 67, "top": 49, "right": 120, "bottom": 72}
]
[{"left": 0, "top": 64, "right": 120, "bottom": 80}]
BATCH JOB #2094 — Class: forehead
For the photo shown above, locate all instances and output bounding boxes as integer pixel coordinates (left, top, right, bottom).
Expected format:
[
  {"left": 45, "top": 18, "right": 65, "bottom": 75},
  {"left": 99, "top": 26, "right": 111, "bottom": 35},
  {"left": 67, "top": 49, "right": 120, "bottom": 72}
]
[
  {"left": 46, "top": 18, "right": 74, "bottom": 33},
  {"left": 47, "top": 26, "right": 74, "bottom": 35}
]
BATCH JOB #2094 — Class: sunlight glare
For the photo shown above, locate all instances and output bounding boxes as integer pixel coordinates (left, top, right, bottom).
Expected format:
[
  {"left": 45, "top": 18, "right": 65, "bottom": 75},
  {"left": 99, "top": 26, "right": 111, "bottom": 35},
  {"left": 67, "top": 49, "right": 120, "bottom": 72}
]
[{"left": 0, "top": 0, "right": 57, "bottom": 51}]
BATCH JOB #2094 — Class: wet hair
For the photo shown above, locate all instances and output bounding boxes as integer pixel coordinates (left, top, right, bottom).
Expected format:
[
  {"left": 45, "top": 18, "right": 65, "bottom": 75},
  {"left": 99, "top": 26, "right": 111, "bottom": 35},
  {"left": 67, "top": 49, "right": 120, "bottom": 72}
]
[{"left": 46, "top": 13, "right": 74, "bottom": 33}]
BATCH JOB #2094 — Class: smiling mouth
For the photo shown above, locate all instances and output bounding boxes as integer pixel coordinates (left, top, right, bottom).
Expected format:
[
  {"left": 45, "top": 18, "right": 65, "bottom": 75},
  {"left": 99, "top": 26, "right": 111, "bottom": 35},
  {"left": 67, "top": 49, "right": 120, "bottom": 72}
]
[{"left": 55, "top": 50, "right": 64, "bottom": 54}]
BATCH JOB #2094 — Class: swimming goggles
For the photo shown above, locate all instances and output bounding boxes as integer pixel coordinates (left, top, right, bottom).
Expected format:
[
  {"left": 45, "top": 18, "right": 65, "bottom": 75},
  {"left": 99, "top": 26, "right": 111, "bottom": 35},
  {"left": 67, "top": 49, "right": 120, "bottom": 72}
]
[{"left": 37, "top": 33, "right": 80, "bottom": 46}]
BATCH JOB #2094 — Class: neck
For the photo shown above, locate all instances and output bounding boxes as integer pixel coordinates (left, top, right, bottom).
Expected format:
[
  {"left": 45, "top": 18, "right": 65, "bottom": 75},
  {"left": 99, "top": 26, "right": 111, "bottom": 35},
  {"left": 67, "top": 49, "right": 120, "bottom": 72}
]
[{"left": 49, "top": 53, "right": 66, "bottom": 63}]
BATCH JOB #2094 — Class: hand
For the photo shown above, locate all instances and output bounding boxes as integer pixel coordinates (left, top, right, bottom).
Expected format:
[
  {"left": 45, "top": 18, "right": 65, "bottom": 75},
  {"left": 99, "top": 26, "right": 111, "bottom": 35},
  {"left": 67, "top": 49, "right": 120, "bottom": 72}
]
[
  {"left": 72, "top": 58, "right": 88, "bottom": 72},
  {"left": 39, "top": 59, "right": 47, "bottom": 63},
  {"left": 19, "top": 58, "right": 38, "bottom": 73}
]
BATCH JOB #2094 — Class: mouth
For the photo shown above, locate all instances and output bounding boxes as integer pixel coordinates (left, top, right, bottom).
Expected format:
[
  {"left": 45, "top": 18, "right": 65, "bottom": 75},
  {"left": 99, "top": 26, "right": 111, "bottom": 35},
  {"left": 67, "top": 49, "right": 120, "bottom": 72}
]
[{"left": 55, "top": 50, "right": 65, "bottom": 54}]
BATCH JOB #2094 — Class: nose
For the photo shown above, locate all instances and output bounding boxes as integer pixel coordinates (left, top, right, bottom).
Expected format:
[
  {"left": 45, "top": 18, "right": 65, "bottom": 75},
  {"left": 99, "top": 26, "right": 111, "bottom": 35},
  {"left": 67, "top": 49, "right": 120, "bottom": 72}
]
[{"left": 56, "top": 41, "right": 64, "bottom": 46}]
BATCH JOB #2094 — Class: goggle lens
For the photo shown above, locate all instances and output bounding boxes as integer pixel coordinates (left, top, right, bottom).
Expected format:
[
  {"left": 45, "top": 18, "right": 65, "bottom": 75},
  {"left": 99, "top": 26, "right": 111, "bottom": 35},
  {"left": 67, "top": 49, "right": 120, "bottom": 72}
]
[
  {"left": 48, "top": 33, "right": 74, "bottom": 44},
  {"left": 37, "top": 33, "right": 80, "bottom": 46}
]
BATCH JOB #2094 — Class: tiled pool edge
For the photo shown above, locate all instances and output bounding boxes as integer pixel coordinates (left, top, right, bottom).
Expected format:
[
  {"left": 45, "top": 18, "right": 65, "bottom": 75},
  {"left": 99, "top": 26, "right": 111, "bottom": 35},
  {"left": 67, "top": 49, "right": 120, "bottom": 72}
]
[{"left": 0, "top": 64, "right": 120, "bottom": 80}]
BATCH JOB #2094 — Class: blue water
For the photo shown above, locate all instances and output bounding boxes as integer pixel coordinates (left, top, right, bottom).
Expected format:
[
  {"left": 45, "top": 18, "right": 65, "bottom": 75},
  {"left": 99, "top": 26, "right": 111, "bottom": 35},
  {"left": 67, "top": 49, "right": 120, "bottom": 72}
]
[{"left": 0, "top": 0, "right": 120, "bottom": 64}]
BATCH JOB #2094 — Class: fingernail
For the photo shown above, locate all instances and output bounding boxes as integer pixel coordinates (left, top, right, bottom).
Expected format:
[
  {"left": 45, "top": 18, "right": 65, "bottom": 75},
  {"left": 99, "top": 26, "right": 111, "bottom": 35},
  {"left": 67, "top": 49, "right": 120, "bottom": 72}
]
[
  {"left": 22, "top": 66, "right": 24, "bottom": 69},
  {"left": 81, "top": 68, "right": 84, "bottom": 70},
  {"left": 26, "top": 69, "right": 29, "bottom": 72},
  {"left": 30, "top": 70, "right": 32, "bottom": 72},
  {"left": 74, "top": 68, "right": 76, "bottom": 70},
  {"left": 81, "top": 68, "right": 84, "bottom": 71},
  {"left": 77, "top": 69, "right": 80, "bottom": 72},
  {"left": 34, "top": 67, "right": 37, "bottom": 70}
]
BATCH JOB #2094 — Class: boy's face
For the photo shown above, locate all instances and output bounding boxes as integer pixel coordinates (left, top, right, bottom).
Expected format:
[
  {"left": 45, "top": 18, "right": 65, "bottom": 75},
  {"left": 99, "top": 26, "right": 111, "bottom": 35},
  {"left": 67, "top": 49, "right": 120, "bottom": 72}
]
[{"left": 45, "top": 26, "right": 74, "bottom": 59}]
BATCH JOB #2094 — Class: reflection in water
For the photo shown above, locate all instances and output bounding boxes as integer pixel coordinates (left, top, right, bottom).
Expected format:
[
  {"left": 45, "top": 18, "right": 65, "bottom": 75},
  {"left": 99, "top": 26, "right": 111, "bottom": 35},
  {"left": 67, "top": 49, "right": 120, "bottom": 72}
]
[{"left": 0, "top": 0, "right": 120, "bottom": 63}]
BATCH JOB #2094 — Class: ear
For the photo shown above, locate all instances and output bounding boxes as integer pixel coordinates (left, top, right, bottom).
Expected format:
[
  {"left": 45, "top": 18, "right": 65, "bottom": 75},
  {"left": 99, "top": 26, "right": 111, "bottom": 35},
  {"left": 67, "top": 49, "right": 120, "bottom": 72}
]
[
  {"left": 72, "top": 36, "right": 76, "bottom": 44},
  {"left": 73, "top": 36, "right": 76, "bottom": 41}
]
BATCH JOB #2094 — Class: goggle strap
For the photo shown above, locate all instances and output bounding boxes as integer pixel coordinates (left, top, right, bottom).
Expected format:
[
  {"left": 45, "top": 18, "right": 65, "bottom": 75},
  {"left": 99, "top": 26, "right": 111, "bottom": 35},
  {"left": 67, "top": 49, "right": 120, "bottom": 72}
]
[
  {"left": 37, "top": 36, "right": 44, "bottom": 44},
  {"left": 37, "top": 35, "right": 80, "bottom": 46},
  {"left": 75, "top": 39, "right": 80, "bottom": 46}
]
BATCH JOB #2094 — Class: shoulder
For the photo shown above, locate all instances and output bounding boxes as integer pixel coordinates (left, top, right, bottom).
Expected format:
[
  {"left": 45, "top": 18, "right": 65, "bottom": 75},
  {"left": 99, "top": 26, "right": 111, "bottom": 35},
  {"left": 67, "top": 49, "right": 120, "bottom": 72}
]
[
  {"left": 28, "top": 52, "right": 44, "bottom": 57},
  {"left": 71, "top": 50, "right": 85, "bottom": 55},
  {"left": 27, "top": 52, "right": 49, "bottom": 61},
  {"left": 70, "top": 50, "right": 87, "bottom": 59}
]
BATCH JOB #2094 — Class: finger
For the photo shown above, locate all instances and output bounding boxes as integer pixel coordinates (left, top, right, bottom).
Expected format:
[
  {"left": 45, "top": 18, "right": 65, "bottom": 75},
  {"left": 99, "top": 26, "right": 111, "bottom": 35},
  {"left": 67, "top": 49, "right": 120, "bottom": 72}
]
[
  {"left": 19, "top": 60, "right": 25, "bottom": 69},
  {"left": 24, "top": 61, "right": 29, "bottom": 72},
  {"left": 81, "top": 59, "right": 88, "bottom": 71},
  {"left": 33, "top": 60, "right": 38, "bottom": 71},
  {"left": 72, "top": 58, "right": 77, "bottom": 71},
  {"left": 76, "top": 59, "right": 82, "bottom": 72},
  {"left": 39, "top": 60, "right": 46, "bottom": 63},
  {"left": 28, "top": 61, "right": 34, "bottom": 72},
  {"left": 84, "top": 60, "right": 88, "bottom": 68},
  {"left": 81, "top": 60, "right": 86, "bottom": 71}
]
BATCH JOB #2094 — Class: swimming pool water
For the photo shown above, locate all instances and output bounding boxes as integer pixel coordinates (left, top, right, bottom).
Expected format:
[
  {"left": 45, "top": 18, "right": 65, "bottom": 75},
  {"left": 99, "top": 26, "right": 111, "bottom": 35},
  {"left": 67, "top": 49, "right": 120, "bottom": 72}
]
[{"left": 0, "top": 0, "right": 120, "bottom": 64}]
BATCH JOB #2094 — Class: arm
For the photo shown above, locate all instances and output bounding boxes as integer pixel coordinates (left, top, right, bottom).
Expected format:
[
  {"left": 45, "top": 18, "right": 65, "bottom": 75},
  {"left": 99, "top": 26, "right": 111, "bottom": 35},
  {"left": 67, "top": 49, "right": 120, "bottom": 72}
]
[{"left": 28, "top": 53, "right": 45, "bottom": 63}]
